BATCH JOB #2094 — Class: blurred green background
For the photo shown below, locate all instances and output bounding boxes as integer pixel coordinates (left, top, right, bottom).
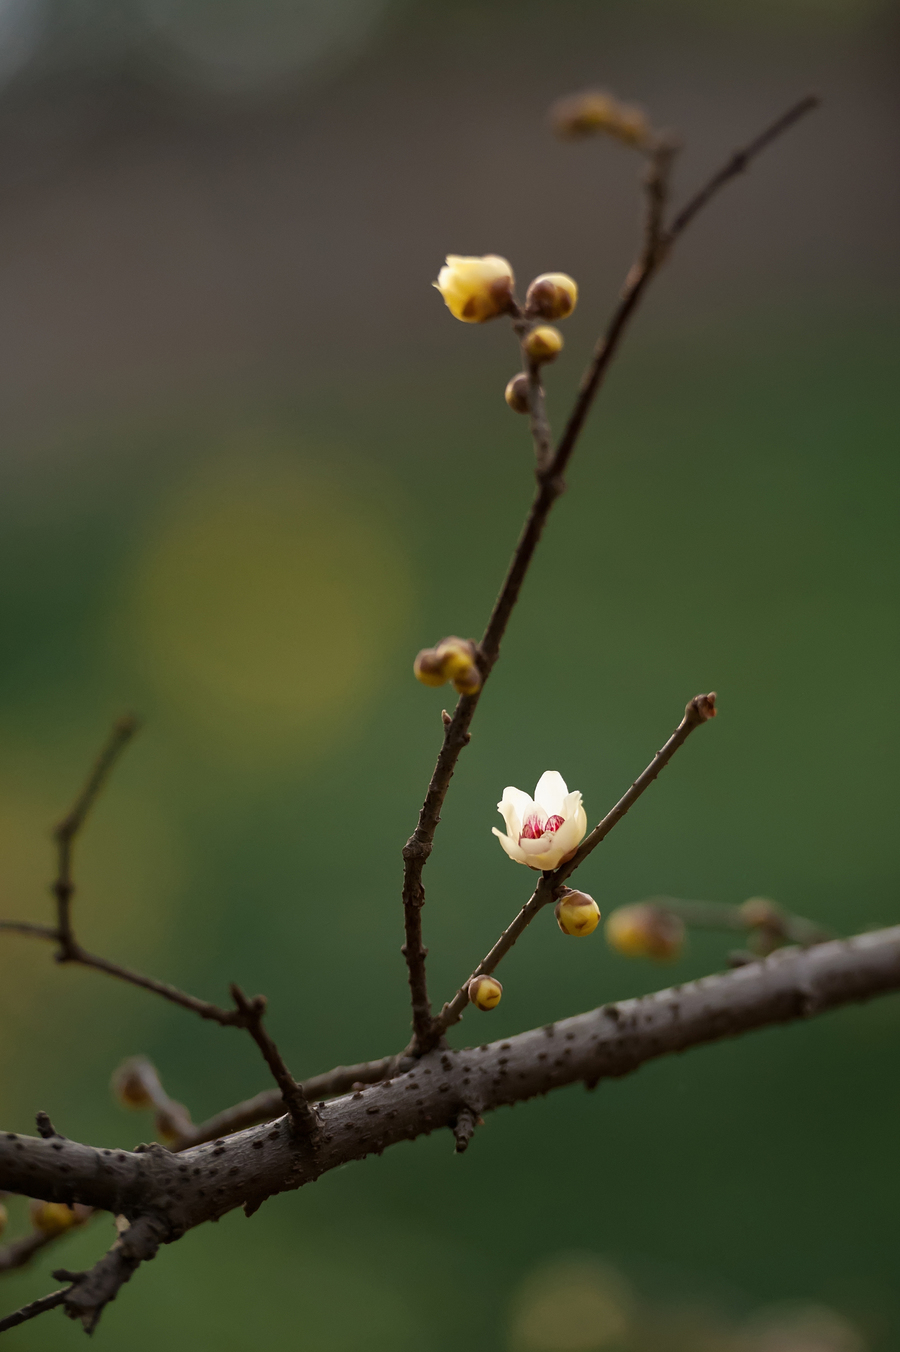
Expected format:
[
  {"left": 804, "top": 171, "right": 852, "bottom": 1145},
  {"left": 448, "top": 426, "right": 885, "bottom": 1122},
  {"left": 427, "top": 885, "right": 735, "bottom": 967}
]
[{"left": 0, "top": 0, "right": 898, "bottom": 1347}]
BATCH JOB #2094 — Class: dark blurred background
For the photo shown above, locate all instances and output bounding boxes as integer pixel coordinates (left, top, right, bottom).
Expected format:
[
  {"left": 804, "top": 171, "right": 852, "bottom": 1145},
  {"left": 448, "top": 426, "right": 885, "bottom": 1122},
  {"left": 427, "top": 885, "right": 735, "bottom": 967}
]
[{"left": 0, "top": 0, "right": 898, "bottom": 1347}]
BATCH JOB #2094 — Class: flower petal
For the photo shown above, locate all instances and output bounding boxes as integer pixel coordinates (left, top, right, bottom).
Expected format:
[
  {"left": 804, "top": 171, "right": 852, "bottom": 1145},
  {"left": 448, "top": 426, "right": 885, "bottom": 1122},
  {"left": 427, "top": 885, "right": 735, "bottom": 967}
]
[
  {"left": 498, "top": 787, "right": 535, "bottom": 841},
  {"left": 534, "top": 771, "right": 569, "bottom": 817},
  {"left": 492, "top": 826, "right": 527, "bottom": 864}
]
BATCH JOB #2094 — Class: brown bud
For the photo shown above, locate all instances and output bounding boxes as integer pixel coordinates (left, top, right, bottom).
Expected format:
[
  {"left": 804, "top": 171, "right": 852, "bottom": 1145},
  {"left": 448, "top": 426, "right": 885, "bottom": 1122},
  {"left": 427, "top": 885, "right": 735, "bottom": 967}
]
[
  {"left": 555, "top": 890, "right": 601, "bottom": 937},
  {"left": 525, "top": 274, "right": 578, "bottom": 321},
  {"left": 112, "top": 1057, "right": 159, "bottom": 1111},
  {"left": 505, "top": 373, "right": 531, "bottom": 414},
  {"left": 550, "top": 89, "right": 651, "bottom": 148},
  {"left": 605, "top": 903, "right": 684, "bottom": 961},
  {"left": 468, "top": 975, "right": 502, "bottom": 1011},
  {"left": 414, "top": 648, "right": 448, "bottom": 688}
]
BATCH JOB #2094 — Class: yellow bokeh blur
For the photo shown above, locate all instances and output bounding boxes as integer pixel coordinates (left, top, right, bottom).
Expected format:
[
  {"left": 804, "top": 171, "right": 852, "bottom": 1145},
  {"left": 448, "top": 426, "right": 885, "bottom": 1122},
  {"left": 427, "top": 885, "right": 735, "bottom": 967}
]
[
  {"left": 123, "top": 446, "right": 414, "bottom": 768},
  {"left": 509, "top": 1256, "right": 635, "bottom": 1352}
]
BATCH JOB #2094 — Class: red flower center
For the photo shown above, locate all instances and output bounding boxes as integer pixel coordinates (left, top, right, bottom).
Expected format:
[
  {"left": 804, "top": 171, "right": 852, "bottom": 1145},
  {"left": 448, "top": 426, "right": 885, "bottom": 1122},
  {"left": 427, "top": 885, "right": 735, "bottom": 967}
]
[{"left": 520, "top": 814, "right": 565, "bottom": 841}]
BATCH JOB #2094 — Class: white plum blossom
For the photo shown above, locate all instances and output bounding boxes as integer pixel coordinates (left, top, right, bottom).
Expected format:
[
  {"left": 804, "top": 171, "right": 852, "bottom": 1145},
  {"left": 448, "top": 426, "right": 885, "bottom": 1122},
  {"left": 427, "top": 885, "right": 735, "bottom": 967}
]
[{"left": 492, "top": 771, "right": 587, "bottom": 871}]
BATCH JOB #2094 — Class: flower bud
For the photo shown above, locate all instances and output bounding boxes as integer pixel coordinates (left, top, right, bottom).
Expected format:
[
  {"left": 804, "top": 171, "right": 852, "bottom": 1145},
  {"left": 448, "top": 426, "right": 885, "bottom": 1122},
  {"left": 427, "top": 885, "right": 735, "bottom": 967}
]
[
  {"left": 111, "top": 1057, "right": 158, "bottom": 1110},
  {"left": 414, "top": 648, "right": 448, "bottom": 688},
  {"left": 605, "top": 903, "right": 684, "bottom": 961},
  {"left": 451, "top": 663, "right": 482, "bottom": 696},
  {"left": 740, "top": 897, "right": 783, "bottom": 930},
  {"left": 555, "top": 890, "right": 601, "bottom": 937},
  {"left": 468, "top": 975, "right": 502, "bottom": 1011},
  {"left": 433, "top": 254, "right": 515, "bottom": 323},
  {"left": 505, "top": 373, "right": 531, "bottom": 414},
  {"left": 0, "top": 1202, "right": 7, "bottom": 1238},
  {"left": 29, "top": 1200, "right": 91, "bottom": 1237},
  {"left": 524, "top": 325, "right": 564, "bottom": 365},
  {"left": 525, "top": 274, "right": 578, "bottom": 321},
  {"left": 435, "top": 636, "right": 477, "bottom": 680},
  {"left": 550, "top": 90, "right": 651, "bottom": 148}
]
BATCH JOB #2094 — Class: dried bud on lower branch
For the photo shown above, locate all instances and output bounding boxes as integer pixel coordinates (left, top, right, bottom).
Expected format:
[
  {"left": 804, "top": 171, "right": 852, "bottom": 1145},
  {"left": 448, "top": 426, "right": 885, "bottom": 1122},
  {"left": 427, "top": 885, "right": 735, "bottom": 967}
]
[
  {"left": 555, "top": 890, "right": 601, "bottom": 937},
  {"left": 550, "top": 89, "right": 651, "bottom": 148},
  {"left": 468, "top": 975, "right": 503, "bottom": 1010},
  {"left": 605, "top": 903, "right": 684, "bottom": 961}
]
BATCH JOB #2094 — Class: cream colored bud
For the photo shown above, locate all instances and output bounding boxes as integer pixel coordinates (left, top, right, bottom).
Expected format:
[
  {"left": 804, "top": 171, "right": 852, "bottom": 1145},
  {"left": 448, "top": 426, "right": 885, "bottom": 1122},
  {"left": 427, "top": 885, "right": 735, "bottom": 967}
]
[
  {"left": 525, "top": 274, "right": 578, "bottom": 321},
  {"left": 468, "top": 975, "right": 502, "bottom": 1011},
  {"left": 112, "top": 1057, "right": 157, "bottom": 1110},
  {"left": 555, "top": 890, "right": 601, "bottom": 937},
  {"left": 451, "top": 662, "right": 482, "bottom": 696},
  {"left": 550, "top": 90, "right": 651, "bottom": 148},
  {"left": 29, "top": 1200, "right": 91, "bottom": 1237},
  {"left": 605, "top": 903, "right": 684, "bottom": 961},
  {"left": 505, "top": 373, "right": 531, "bottom": 414},
  {"left": 524, "top": 325, "right": 564, "bottom": 365},
  {"left": 414, "top": 648, "right": 448, "bottom": 688},
  {"left": 740, "top": 897, "right": 783, "bottom": 930},
  {"left": 433, "top": 254, "right": 515, "bottom": 323},
  {"left": 435, "top": 636, "right": 478, "bottom": 681},
  {"left": 0, "top": 1202, "right": 7, "bottom": 1238}
]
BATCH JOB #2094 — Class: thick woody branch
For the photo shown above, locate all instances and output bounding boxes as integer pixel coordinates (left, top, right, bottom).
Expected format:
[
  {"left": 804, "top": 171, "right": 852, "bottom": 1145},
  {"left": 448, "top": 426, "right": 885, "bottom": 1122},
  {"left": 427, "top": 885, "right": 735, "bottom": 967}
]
[
  {"left": 2, "top": 927, "right": 898, "bottom": 1336},
  {"left": 428, "top": 693, "right": 716, "bottom": 1044},
  {"left": 400, "top": 97, "right": 816, "bottom": 1054}
]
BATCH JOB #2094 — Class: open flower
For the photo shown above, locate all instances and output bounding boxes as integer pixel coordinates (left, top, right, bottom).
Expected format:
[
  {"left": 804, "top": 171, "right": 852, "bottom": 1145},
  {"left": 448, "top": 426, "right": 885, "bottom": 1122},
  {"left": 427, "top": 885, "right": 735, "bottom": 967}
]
[
  {"left": 492, "top": 771, "right": 587, "bottom": 870},
  {"left": 434, "top": 255, "right": 514, "bottom": 322}
]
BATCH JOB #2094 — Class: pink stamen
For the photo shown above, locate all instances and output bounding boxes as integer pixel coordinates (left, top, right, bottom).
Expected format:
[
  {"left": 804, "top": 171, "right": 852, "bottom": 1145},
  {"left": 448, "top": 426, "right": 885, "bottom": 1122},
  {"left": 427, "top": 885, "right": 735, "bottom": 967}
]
[
  {"left": 519, "top": 815, "right": 545, "bottom": 840},
  {"left": 544, "top": 815, "right": 565, "bottom": 833}
]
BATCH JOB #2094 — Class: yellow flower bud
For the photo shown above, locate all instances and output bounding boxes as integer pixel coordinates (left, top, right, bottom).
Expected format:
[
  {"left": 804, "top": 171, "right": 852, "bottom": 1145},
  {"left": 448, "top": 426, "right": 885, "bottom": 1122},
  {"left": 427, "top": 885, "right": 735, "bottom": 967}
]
[
  {"left": 0, "top": 1202, "right": 7, "bottom": 1238},
  {"left": 555, "top": 890, "right": 601, "bottom": 937},
  {"left": 525, "top": 274, "right": 578, "bottom": 321},
  {"left": 468, "top": 975, "right": 502, "bottom": 1011},
  {"left": 435, "top": 636, "right": 478, "bottom": 681},
  {"left": 740, "top": 897, "right": 783, "bottom": 930},
  {"left": 605, "top": 903, "right": 684, "bottom": 961},
  {"left": 414, "top": 648, "right": 448, "bottom": 688},
  {"left": 434, "top": 254, "right": 515, "bottom": 323},
  {"left": 550, "top": 90, "right": 651, "bottom": 148},
  {"left": 505, "top": 373, "right": 531, "bottom": 414},
  {"left": 29, "top": 1200, "right": 91, "bottom": 1237},
  {"left": 451, "top": 662, "right": 482, "bottom": 697},
  {"left": 524, "top": 325, "right": 564, "bottom": 365}
]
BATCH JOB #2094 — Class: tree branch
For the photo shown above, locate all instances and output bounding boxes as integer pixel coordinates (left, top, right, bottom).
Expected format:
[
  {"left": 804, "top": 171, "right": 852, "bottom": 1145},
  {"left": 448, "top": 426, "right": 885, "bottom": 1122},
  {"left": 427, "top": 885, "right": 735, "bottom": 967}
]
[
  {"left": 400, "top": 95, "right": 816, "bottom": 1055},
  {"left": 3, "top": 927, "right": 899, "bottom": 1334}
]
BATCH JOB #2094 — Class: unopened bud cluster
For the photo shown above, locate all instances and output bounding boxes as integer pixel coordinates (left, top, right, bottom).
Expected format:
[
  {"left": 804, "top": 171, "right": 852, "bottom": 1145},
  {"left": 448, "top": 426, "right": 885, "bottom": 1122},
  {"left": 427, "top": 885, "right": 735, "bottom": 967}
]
[
  {"left": 550, "top": 89, "right": 651, "bottom": 148},
  {"left": 468, "top": 974, "right": 503, "bottom": 1011},
  {"left": 414, "top": 636, "right": 482, "bottom": 696},
  {"left": 555, "top": 889, "right": 601, "bottom": 937},
  {"left": 605, "top": 902, "right": 684, "bottom": 961}
]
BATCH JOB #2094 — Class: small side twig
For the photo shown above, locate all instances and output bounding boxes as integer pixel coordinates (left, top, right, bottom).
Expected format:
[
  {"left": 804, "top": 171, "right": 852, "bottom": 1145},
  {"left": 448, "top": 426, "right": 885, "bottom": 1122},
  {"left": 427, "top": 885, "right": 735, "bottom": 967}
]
[
  {"left": 0, "top": 1287, "right": 70, "bottom": 1334},
  {"left": 229, "top": 986, "right": 319, "bottom": 1141},
  {"left": 452, "top": 1105, "right": 481, "bottom": 1154}
]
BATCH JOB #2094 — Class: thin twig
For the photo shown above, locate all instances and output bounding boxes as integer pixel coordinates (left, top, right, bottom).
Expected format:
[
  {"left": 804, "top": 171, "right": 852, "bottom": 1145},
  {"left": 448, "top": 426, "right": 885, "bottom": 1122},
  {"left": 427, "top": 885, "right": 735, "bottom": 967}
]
[
  {"left": 229, "top": 986, "right": 319, "bottom": 1140},
  {"left": 53, "top": 716, "right": 139, "bottom": 959},
  {"left": 430, "top": 693, "right": 716, "bottom": 1043},
  {"left": 0, "top": 1287, "right": 69, "bottom": 1333},
  {"left": 0, "top": 1230, "right": 60, "bottom": 1275},
  {"left": 401, "top": 97, "right": 816, "bottom": 1055}
]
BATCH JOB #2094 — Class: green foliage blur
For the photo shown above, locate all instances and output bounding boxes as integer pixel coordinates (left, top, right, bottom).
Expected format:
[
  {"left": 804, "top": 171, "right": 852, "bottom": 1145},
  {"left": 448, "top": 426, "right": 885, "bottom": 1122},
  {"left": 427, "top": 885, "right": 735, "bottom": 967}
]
[{"left": 0, "top": 0, "right": 898, "bottom": 1348}]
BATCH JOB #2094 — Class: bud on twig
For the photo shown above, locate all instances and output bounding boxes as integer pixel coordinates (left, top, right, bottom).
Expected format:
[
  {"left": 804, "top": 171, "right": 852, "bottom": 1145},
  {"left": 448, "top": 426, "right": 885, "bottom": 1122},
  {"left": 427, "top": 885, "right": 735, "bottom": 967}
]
[
  {"left": 555, "top": 890, "right": 601, "bottom": 937},
  {"left": 550, "top": 89, "right": 651, "bottom": 148},
  {"left": 605, "top": 902, "right": 684, "bottom": 961},
  {"left": 414, "top": 649, "right": 448, "bottom": 688},
  {"left": 112, "top": 1057, "right": 158, "bottom": 1110},
  {"left": 414, "top": 637, "right": 482, "bottom": 695},
  {"left": 29, "top": 1201, "right": 91, "bottom": 1237},
  {"left": 525, "top": 273, "right": 578, "bottom": 321},
  {"left": 505, "top": 373, "right": 532, "bottom": 414},
  {"left": 433, "top": 255, "right": 515, "bottom": 323},
  {"left": 524, "top": 325, "right": 564, "bottom": 365},
  {"left": 468, "top": 975, "right": 502, "bottom": 1010}
]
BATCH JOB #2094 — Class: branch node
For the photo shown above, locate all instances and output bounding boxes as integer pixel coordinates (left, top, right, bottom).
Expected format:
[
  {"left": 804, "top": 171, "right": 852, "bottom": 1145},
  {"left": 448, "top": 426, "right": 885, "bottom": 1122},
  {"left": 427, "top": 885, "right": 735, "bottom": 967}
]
[
  {"left": 35, "top": 1112, "right": 62, "bottom": 1140},
  {"left": 452, "top": 1105, "right": 482, "bottom": 1154}
]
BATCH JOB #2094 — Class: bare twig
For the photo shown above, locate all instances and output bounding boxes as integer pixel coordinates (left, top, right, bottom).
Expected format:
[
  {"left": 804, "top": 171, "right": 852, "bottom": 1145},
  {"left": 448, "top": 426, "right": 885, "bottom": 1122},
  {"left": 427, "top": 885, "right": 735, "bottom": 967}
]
[
  {"left": 229, "top": 986, "right": 318, "bottom": 1140},
  {"left": 430, "top": 693, "right": 716, "bottom": 1043},
  {"left": 401, "top": 97, "right": 816, "bottom": 1055},
  {"left": 0, "top": 1287, "right": 70, "bottom": 1334},
  {"left": 0, "top": 1230, "right": 60, "bottom": 1275}
]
